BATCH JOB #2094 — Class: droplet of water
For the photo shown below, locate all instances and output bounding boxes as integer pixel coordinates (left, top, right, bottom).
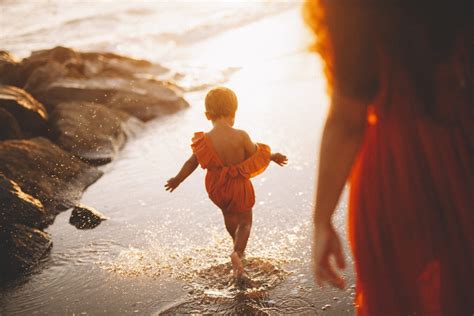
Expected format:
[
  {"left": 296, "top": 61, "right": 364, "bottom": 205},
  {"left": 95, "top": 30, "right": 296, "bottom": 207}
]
[{"left": 321, "top": 304, "right": 331, "bottom": 311}]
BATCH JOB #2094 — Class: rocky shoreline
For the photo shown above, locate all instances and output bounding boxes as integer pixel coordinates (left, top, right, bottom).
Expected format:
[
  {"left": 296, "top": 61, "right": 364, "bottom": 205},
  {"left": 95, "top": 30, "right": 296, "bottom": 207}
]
[{"left": 0, "top": 46, "right": 189, "bottom": 279}]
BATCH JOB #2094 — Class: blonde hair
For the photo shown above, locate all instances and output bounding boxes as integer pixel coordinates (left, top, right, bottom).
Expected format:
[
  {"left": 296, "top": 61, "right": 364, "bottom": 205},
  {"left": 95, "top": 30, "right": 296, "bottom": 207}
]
[{"left": 205, "top": 87, "right": 238, "bottom": 119}]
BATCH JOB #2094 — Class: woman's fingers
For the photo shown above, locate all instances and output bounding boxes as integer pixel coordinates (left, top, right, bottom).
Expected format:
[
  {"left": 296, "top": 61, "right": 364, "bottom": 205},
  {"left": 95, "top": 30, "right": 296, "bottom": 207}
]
[
  {"left": 335, "top": 244, "right": 346, "bottom": 269},
  {"left": 313, "top": 227, "right": 346, "bottom": 290},
  {"left": 318, "top": 264, "right": 345, "bottom": 289},
  {"left": 316, "top": 255, "right": 346, "bottom": 289},
  {"left": 315, "top": 266, "right": 325, "bottom": 287}
]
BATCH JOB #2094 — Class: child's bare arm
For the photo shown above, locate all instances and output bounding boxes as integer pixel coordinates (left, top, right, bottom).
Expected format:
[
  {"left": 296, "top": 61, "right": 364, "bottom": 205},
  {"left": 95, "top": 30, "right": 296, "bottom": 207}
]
[
  {"left": 241, "top": 131, "right": 257, "bottom": 157},
  {"left": 271, "top": 153, "right": 288, "bottom": 166},
  {"left": 241, "top": 130, "right": 287, "bottom": 166},
  {"left": 165, "top": 154, "right": 198, "bottom": 192}
]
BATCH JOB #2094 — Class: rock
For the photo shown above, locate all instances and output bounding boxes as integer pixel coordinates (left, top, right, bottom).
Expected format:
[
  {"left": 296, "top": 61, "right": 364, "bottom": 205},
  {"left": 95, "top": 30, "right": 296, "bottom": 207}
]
[
  {"left": 19, "top": 46, "right": 84, "bottom": 87},
  {"left": 31, "top": 77, "right": 189, "bottom": 121},
  {"left": 0, "top": 51, "right": 21, "bottom": 86},
  {"left": 23, "top": 61, "right": 74, "bottom": 98},
  {"left": 50, "top": 101, "right": 143, "bottom": 165},
  {"left": 80, "top": 51, "right": 169, "bottom": 79},
  {"left": 0, "top": 137, "right": 103, "bottom": 218},
  {"left": 0, "top": 85, "right": 48, "bottom": 137},
  {"left": 0, "top": 173, "right": 47, "bottom": 230},
  {"left": 107, "top": 79, "right": 189, "bottom": 121},
  {"left": 69, "top": 205, "right": 108, "bottom": 229},
  {"left": 0, "top": 107, "right": 22, "bottom": 140},
  {"left": 18, "top": 46, "right": 187, "bottom": 121},
  {"left": 20, "top": 46, "right": 168, "bottom": 85},
  {"left": 0, "top": 224, "right": 52, "bottom": 276}
]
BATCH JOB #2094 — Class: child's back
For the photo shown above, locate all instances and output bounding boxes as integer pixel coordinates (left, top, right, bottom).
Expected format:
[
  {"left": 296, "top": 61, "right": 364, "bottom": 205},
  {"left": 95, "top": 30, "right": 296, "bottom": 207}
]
[{"left": 207, "top": 126, "right": 254, "bottom": 166}]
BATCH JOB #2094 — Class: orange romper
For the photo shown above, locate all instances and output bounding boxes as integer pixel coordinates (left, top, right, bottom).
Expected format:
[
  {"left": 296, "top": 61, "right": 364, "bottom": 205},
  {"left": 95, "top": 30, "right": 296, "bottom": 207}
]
[{"left": 191, "top": 132, "right": 271, "bottom": 212}]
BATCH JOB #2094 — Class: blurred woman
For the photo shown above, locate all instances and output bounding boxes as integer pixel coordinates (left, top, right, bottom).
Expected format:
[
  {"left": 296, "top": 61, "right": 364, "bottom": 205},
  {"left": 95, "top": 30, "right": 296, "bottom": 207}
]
[{"left": 305, "top": 1, "right": 473, "bottom": 315}]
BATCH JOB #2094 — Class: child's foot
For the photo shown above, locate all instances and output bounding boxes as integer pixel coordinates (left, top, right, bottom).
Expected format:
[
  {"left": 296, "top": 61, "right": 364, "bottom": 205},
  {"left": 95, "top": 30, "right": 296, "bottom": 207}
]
[
  {"left": 230, "top": 251, "right": 244, "bottom": 279},
  {"left": 234, "top": 273, "right": 256, "bottom": 289}
]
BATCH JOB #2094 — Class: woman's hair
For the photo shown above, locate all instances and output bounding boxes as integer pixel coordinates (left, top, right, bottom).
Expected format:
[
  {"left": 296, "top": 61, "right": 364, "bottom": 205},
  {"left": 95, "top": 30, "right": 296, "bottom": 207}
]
[
  {"left": 304, "top": 1, "right": 472, "bottom": 104},
  {"left": 205, "top": 87, "right": 238, "bottom": 118}
]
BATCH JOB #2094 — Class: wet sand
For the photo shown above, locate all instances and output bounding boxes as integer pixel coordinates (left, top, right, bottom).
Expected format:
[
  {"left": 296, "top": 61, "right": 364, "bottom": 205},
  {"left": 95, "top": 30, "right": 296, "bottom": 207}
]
[{"left": 0, "top": 6, "right": 356, "bottom": 315}]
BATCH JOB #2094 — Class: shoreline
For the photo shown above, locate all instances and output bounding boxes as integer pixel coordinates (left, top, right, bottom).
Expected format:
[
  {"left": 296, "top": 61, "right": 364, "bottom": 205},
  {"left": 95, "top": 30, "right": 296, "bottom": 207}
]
[{"left": 0, "top": 46, "right": 189, "bottom": 278}]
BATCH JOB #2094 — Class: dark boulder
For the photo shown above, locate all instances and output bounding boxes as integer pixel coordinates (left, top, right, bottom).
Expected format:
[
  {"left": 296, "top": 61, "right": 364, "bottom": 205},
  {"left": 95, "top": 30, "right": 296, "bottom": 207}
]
[
  {"left": 0, "top": 107, "right": 22, "bottom": 140},
  {"left": 20, "top": 46, "right": 168, "bottom": 85},
  {"left": 0, "top": 137, "right": 103, "bottom": 219},
  {"left": 19, "top": 46, "right": 84, "bottom": 87},
  {"left": 0, "top": 173, "right": 47, "bottom": 230},
  {"left": 69, "top": 205, "right": 108, "bottom": 229},
  {"left": 0, "top": 224, "right": 52, "bottom": 277},
  {"left": 30, "top": 76, "right": 188, "bottom": 121},
  {"left": 18, "top": 46, "right": 187, "bottom": 121},
  {"left": 80, "top": 51, "right": 168, "bottom": 79},
  {"left": 23, "top": 61, "right": 75, "bottom": 99},
  {"left": 50, "top": 101, "right": 143, "bottom": 165},
  {"left": 0, "top": 85, "right": 48, "bottom": 136},
  {"left": 107, "top": 79, "right": 189, "bottom": 121},
  {"left": 0, "top": 51, "right": 21, "bottom": 86}
]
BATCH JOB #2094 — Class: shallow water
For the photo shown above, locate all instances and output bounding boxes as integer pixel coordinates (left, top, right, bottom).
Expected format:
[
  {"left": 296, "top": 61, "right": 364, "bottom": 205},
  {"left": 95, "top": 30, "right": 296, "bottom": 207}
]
[{"left": 0, "top": 2, "right": 356, "bottom": 315}]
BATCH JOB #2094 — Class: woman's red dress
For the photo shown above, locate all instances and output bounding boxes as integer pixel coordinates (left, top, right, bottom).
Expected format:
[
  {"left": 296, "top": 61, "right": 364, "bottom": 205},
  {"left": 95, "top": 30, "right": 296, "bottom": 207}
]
[{"left": 349, "top": 41, "right": 473, "bottom": 315}]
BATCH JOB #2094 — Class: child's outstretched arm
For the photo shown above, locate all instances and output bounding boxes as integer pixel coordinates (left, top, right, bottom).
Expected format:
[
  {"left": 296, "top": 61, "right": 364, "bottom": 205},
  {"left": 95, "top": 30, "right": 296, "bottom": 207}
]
[
  {"left": 165, "top": 154, "right": 198, "bottom": 192},
  {"left": 271, "top": 153, "right": 288, "bottom": 166}
]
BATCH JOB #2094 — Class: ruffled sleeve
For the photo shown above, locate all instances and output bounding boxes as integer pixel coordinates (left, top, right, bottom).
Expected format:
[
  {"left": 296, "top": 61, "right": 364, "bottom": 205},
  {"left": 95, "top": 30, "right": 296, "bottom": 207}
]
[
  {"left": 191, "top": 132, "right": 212, "bottom": 169},
  {"left": 237, "top": 143, "right": 271, "bottom": 178}
]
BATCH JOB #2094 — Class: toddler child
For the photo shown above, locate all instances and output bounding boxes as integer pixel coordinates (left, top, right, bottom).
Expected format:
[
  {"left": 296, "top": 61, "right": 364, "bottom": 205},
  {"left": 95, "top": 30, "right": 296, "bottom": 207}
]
[{"left": 165, "top": 87, "right": 287, "bottom": 280}]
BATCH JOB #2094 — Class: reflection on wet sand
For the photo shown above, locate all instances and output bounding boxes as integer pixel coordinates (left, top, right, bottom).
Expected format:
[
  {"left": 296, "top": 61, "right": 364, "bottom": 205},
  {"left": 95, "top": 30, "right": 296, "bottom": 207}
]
[{"left": 100, "top": 229, "right": 297, "bottom": 314}]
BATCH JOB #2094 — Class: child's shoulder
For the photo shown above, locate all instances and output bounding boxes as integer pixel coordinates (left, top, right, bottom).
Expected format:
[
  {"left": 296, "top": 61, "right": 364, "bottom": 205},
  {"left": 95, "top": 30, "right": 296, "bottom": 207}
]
[
  {"left": 234, "top": 129, "right": 254, "bottom": 148},
  {"left": 232, "top": 128, "right": 251, "bottom": 140}
]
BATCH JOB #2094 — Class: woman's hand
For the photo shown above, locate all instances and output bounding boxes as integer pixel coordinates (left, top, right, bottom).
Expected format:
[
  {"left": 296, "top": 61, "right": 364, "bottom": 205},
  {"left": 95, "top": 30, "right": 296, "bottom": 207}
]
[
  {"left": 164, "top": 177, "right": 181, "bottom": 192},
  {"left": 271, "top": 153, "right": 288, "bottom": 166},
  {"left": 312, "top": 222, "right": 346, "bottom": 289}
]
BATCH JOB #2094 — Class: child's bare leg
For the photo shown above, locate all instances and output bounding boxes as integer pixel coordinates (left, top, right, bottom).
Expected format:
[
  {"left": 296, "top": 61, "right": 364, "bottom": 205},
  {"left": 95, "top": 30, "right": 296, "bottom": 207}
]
[
  {"left": 233, "top": 210, "right": 252, "bottom": 258},
  {"left": 222, "top": 210, "right": 237, "bottom": 241},
  {"left": 223, "top": 209, "right": 252, "bottom": 278}
]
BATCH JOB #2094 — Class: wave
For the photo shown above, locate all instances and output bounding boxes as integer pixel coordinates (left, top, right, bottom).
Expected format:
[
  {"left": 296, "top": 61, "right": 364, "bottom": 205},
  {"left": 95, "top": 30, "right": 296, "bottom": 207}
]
[{"left": 1, "top": 1, "right": 299, "bottom": 56}]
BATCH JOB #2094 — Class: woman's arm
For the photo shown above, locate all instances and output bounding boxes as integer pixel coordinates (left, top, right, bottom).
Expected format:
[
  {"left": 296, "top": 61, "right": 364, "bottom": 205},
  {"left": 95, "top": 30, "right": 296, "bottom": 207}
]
[
  {"left": 165, "top": 154, "right": 198, "bottom": 192},
  {"left": 313, "top": 93, "right": 367, "bottom": 289}
]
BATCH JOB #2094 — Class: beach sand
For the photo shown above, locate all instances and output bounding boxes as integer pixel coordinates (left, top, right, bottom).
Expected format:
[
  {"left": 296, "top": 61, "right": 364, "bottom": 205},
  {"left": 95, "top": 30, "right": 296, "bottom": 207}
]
[{"left": 0, "top": 3, "right": 355, "bottom": 314}]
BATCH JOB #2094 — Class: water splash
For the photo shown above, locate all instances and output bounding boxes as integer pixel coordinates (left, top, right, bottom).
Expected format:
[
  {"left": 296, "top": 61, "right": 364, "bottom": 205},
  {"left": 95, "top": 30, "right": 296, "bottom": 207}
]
[{"left": 96, "top": 223, "right": 312, "bottom": 315}]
